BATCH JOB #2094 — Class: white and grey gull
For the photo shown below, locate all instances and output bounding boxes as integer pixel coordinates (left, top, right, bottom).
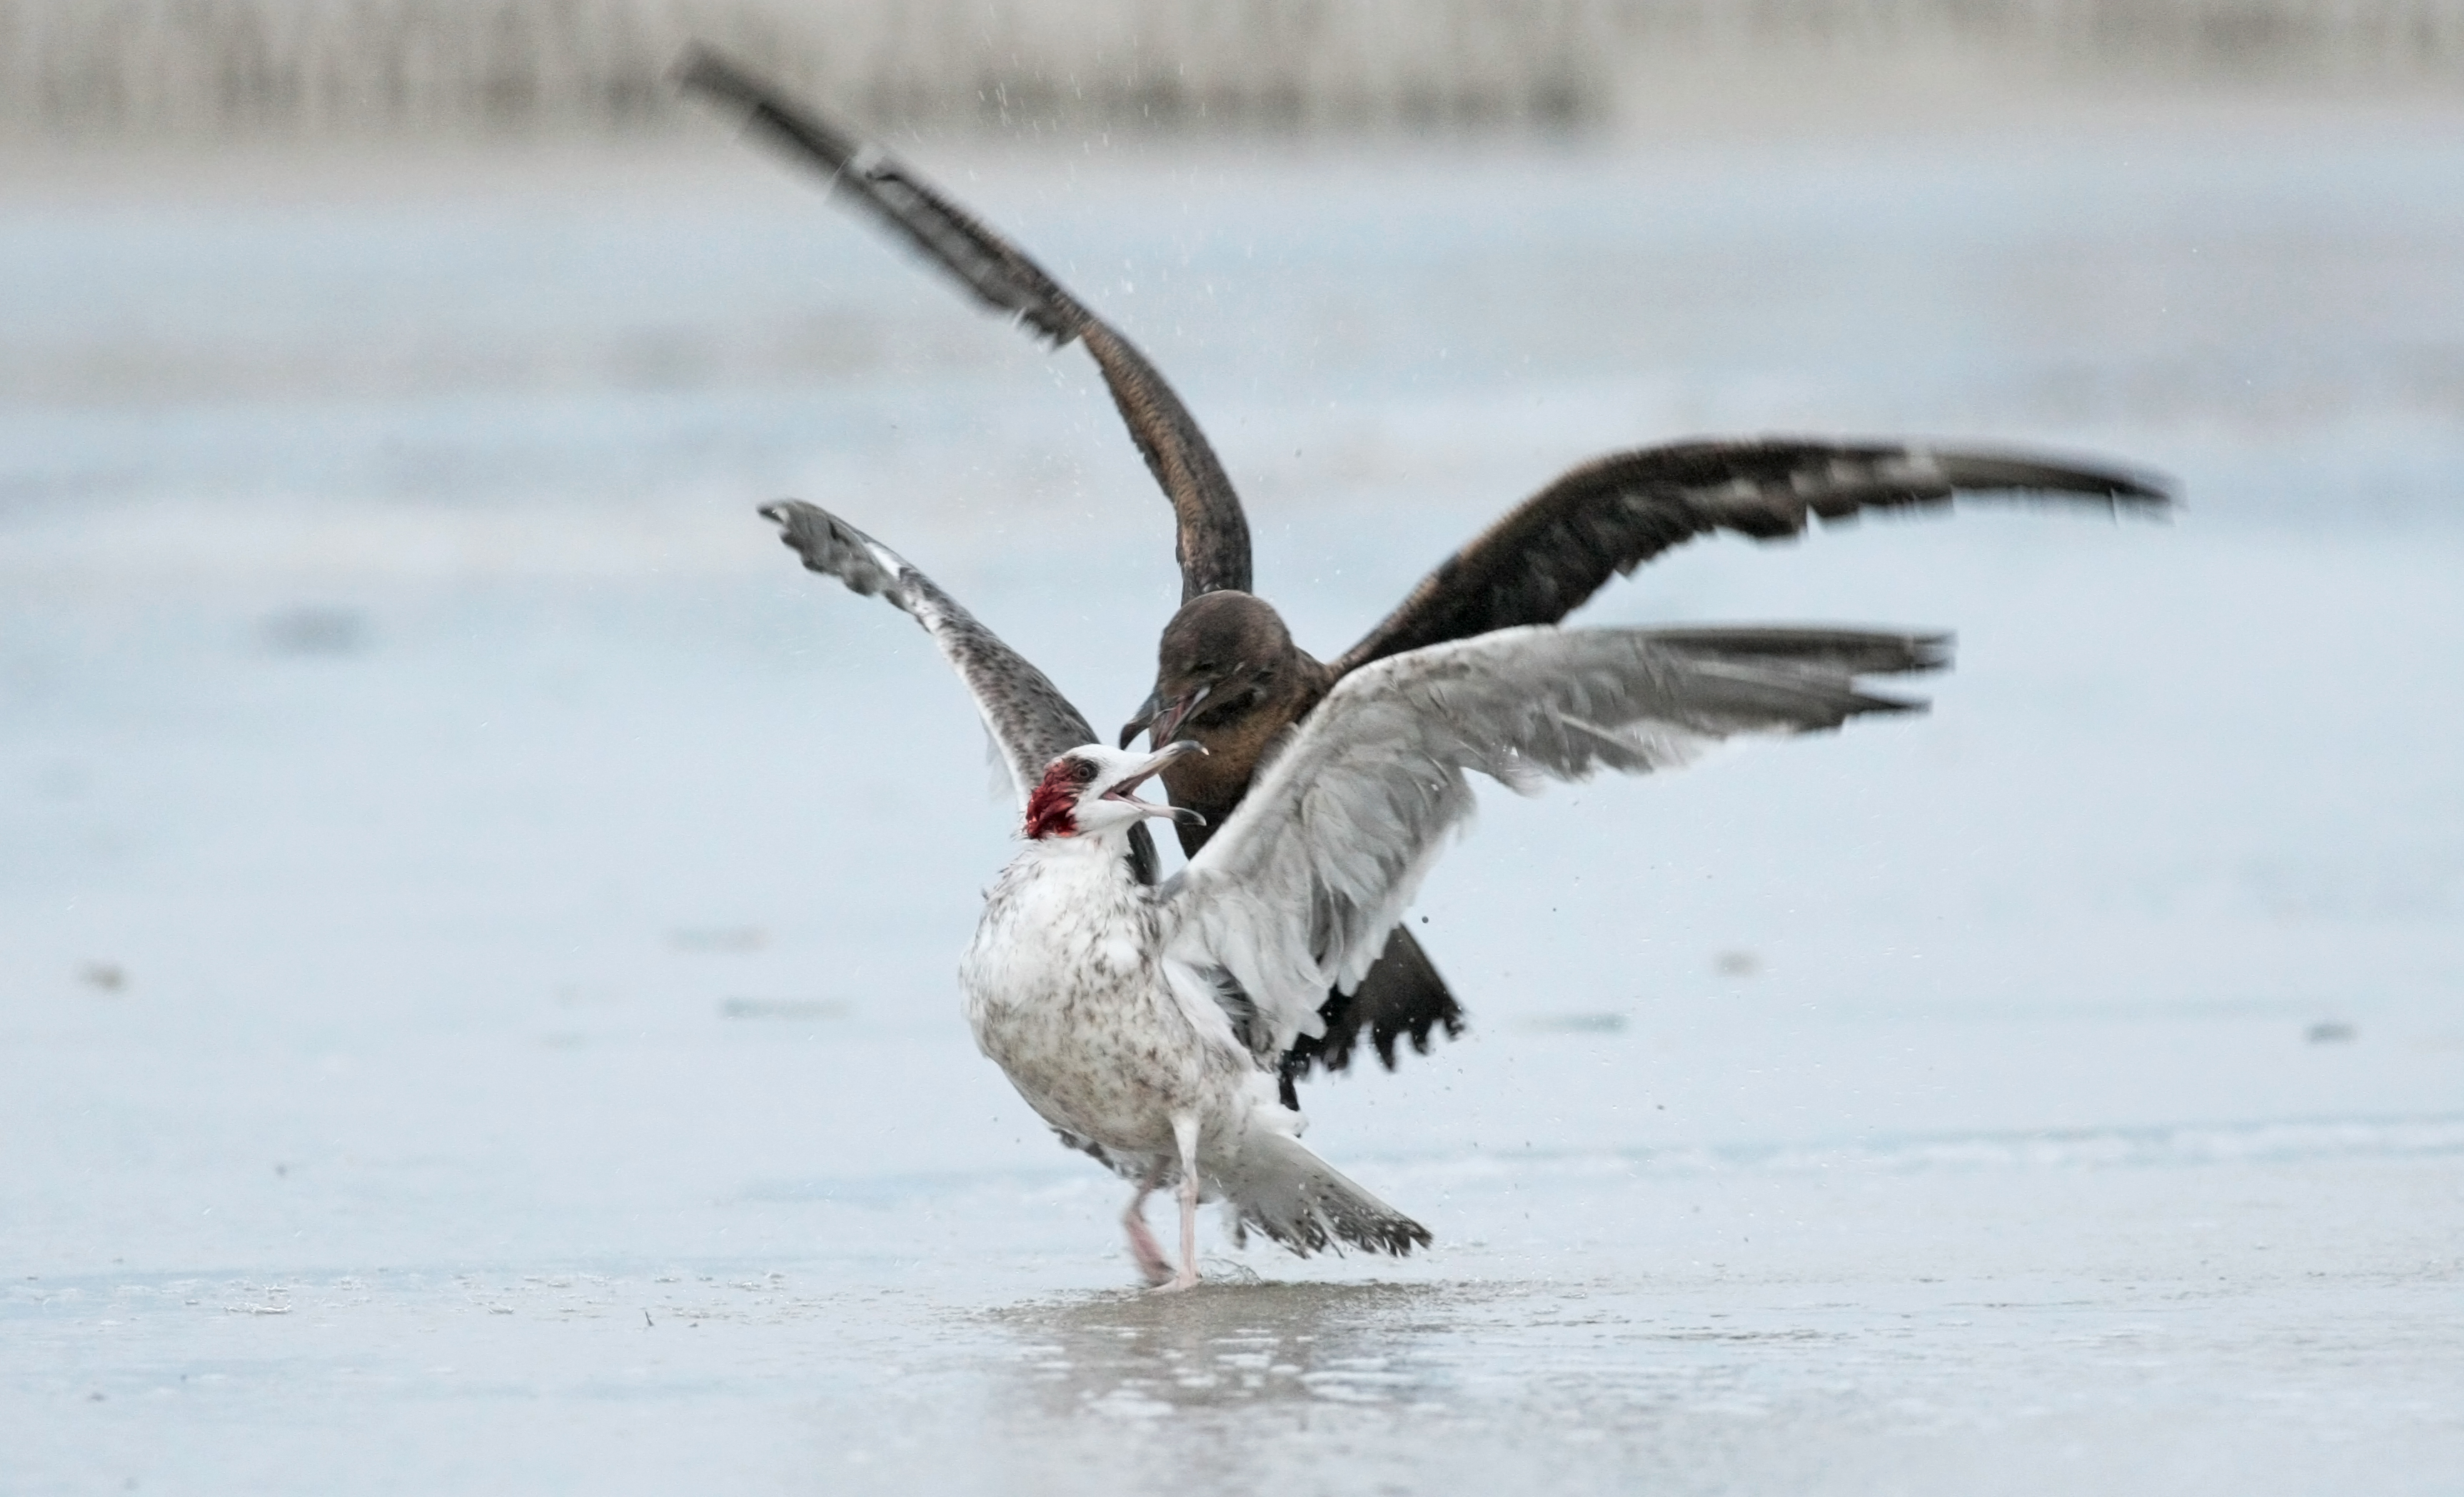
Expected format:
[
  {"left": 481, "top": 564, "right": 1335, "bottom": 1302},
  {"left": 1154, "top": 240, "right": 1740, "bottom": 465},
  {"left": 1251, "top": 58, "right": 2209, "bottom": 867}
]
[{"left": 764, "top": 497, "right": 1946, "bottom": 1288}]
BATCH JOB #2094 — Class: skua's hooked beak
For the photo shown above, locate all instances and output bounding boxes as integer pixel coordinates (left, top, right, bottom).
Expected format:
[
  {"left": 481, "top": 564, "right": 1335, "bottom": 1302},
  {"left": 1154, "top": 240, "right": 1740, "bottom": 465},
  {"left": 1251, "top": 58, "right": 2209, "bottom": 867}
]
[{"left": 1117, "top": 684, "right": 1210, "bottom": 749}]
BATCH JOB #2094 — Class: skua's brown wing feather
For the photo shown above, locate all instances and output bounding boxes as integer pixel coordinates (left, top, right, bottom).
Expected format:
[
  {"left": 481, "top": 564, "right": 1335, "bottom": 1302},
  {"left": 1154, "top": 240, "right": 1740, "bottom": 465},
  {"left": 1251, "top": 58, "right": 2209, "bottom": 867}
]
[
  {"left": 1332, "top": 439, "right": 2169, "bottom": 676},
  {"left": 680, "top": 49, "right": 1250, "bottom": 601}
]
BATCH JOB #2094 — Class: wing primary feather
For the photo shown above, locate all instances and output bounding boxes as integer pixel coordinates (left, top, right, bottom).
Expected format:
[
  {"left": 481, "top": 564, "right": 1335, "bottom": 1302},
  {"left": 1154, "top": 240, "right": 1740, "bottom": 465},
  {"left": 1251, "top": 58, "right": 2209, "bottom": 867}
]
[
  {"left": 1645, "top": 625, "right": 1953, "bottom": 679},
  {"left": 1332, "top": 439, "right": 2170, "bottom": 676},
  {"left": 677, "top": 48, "right": 1090, "bottom": 344},
  {"left": 759, "top": 499, "right": 1092, "bottom": 799},
  {"left": 759, "top": 500, "right": 1161, "bottom": 886},
  {"left": 681, "top": 49, "right": 1252, "bottom": 600}
]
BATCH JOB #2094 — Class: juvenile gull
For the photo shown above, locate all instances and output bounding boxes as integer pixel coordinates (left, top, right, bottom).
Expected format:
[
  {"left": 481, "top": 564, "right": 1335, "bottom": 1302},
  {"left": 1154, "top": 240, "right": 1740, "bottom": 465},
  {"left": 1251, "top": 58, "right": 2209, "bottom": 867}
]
[
  {"left": 683, "top": 51, "right": 2171, "bottom": 1084},
  {"left": 763, "top": 497, "right": 1944, "bottom": 1286}
]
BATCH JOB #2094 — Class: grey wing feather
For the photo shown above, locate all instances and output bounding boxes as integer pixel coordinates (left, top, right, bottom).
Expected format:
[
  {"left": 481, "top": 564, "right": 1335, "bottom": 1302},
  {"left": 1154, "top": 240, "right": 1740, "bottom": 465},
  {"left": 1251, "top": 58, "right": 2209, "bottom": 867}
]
[
  {"left": 1644, "top": 625, "right": 1954, "bottom": 677},
  {"left": 1168, "top": 624, "right": 1942, "bottom": 1055},
  {"left": 761, "top": 499, "right": 1160, "bottom": 884},
  {"left": 1332, "top": 439, "right": 2169, "bottom": 675},
  {"left": 759, "top": 500, "right": 1093, "bottom": 798},
  {"left": 683, "top": 50, "right": 1250, "bottom": 601}
]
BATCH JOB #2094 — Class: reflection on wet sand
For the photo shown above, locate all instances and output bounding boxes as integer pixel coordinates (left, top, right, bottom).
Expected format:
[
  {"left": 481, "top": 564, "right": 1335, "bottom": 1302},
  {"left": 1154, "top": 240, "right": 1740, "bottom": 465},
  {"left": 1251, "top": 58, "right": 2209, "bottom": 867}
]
[
  {"left": 950, "top": 1276, "right": 1884, "bottom": 1493},
  {"left": 980, "top": 1279, "right": 1485, "bottom": 1417}
]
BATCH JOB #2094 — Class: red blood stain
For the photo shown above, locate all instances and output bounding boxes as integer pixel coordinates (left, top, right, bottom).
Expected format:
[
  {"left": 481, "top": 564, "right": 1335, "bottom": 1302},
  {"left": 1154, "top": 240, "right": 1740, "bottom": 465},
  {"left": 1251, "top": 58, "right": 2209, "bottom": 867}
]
[{"left": 1024, "top": 756, "right": 1095, "bottom": 839}]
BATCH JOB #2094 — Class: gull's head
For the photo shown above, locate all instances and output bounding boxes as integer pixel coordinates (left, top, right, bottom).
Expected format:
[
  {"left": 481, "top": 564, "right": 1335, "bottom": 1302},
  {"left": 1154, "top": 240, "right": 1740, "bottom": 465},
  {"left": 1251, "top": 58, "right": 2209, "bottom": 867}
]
[
  {"left": 1022, "top": 742, "right": 1207, "bottom": 842},
  {"left": 1117, "top": 590, "right": 1295, "bottom": 748}
]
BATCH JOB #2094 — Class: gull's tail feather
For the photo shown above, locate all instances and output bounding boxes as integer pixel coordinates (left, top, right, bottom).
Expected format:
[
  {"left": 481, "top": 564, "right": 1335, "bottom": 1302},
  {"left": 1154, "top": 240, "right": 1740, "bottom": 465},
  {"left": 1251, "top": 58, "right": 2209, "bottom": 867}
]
[{"left": 1216, "top": 1121, "right": 1429, "bottom": 1258}]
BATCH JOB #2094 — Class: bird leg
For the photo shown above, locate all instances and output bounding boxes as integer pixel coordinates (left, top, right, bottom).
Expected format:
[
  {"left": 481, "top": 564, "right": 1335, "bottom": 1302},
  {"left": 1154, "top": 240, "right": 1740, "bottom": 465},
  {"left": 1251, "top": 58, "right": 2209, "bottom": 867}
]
[
  {"left": 1122, "top": 1163, "right": 1172, "bottom": 1288},
  {"left": 1155, "top": 1113, "right": 1203, "bottom": 1293}
]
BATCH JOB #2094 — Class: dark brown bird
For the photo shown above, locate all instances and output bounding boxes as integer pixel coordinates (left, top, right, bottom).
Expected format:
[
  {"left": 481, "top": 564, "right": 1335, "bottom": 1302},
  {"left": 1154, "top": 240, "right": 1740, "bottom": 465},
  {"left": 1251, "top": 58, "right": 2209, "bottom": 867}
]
[
  {"left": 1118, "top": 441, "right": 2175, "bottom": 823},
  {"left": 682, "top": 52, "right": 2173, "bottom": 1098}
]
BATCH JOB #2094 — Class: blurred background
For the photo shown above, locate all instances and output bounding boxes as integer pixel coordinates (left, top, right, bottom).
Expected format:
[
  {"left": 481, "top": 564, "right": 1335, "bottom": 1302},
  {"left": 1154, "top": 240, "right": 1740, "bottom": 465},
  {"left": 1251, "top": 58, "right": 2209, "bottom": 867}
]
[
  {"left": 4, "top": 4, "right": 2461, "bottom": 1494},
  {"left": 10, "top": 0, "right": 2464, "bottom": 138}
]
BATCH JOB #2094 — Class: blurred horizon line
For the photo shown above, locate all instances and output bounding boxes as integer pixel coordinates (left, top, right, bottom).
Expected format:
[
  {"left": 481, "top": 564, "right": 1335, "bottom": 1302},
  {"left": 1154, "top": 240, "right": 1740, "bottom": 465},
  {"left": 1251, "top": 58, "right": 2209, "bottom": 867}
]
[{"left": 6, "top": 0, "right": 2464, "bottom": 142}]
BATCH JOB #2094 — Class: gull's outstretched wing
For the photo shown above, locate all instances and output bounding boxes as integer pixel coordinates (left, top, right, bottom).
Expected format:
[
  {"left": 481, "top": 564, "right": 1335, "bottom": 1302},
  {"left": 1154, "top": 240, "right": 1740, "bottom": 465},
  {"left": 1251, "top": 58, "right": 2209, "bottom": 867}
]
[
  {"left": 761, "top": 499, "right": 1158, "bottom": 882},
  {"left": 1169, "top": 625, "right": 1948, "bottom": 1056},
  {"left": 1332, "top": 440, "right": 2169, "bottom": 676},
  {"left": 761, "top": 499, "right": 1092, "bottom": 798},
  {"left": 684, "top": 50, "right": 1250, "bottom": 602}
]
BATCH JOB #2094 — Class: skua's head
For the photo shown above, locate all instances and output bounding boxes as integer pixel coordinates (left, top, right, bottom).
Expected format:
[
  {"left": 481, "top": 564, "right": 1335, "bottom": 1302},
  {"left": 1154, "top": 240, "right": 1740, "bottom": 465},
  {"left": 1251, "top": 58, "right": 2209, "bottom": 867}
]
[
  {"left": 1023, "top": 742, "right": 1207, "bottom": 841},
  {"left": 1117, "top": 591, "right": 1296, "bottom": 748}
]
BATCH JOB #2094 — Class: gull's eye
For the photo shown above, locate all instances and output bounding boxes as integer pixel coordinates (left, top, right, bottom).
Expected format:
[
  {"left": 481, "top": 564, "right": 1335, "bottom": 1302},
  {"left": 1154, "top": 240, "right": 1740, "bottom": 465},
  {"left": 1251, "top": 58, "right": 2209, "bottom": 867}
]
[{"left": 1065, "top": 758, "right": 1099, "bottom": 785}]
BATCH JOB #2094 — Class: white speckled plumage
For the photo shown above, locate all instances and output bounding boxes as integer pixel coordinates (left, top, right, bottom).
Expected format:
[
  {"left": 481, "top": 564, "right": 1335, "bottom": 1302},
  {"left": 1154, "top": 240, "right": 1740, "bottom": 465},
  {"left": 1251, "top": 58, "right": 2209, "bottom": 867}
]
[
  {"left": 962, "top": 745, "right": 1432, "bottom": 1287},
  {"left": 961, "top": 830, "right": 1242, "bottom": 1163}
]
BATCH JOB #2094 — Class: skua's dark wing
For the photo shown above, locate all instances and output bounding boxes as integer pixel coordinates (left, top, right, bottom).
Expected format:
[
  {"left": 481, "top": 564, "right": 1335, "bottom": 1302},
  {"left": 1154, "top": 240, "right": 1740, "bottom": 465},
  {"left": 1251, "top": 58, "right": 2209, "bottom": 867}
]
[
  {"left": 1332, "top": 440, "right": 2169, "bottom": 676},
  {"left": 683, "top": 51, "right": 1249, "bottom": 602}
]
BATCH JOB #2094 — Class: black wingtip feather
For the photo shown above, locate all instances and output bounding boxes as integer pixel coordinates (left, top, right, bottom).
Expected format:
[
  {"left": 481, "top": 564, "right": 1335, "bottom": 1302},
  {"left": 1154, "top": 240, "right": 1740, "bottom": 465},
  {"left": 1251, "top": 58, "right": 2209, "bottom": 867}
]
[{"left": 1926, "top": 449, "right": 2178, "bottom": 510}]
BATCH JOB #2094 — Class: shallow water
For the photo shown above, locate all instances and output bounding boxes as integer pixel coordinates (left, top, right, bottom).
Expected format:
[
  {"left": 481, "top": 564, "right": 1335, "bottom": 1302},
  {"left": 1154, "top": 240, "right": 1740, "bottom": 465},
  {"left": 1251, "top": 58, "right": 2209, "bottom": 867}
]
[{"left": 4, "top": 99, "right": 2463, "bottom": 1493}]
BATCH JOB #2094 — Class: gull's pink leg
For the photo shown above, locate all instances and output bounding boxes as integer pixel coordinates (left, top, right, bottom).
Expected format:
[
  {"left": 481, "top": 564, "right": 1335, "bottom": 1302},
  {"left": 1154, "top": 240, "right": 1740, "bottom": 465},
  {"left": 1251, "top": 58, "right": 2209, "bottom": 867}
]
[
  {"left": 1122, "top": 1164, "right": 1172, "bottom": 1288},
  {"left": 1157, "top": 1114, "right": 1203, "bottom": 1293}
]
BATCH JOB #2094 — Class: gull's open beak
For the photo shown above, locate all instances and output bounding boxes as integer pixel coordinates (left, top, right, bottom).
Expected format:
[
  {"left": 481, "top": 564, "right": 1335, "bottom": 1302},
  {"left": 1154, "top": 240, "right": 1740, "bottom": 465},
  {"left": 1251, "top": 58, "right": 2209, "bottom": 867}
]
[
  {"left": 1100, "top": 740, "right": 1207, "bottom": 826},
  {"left": 1117, "top": 684, "right": 1210, "bottom": 750}
]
